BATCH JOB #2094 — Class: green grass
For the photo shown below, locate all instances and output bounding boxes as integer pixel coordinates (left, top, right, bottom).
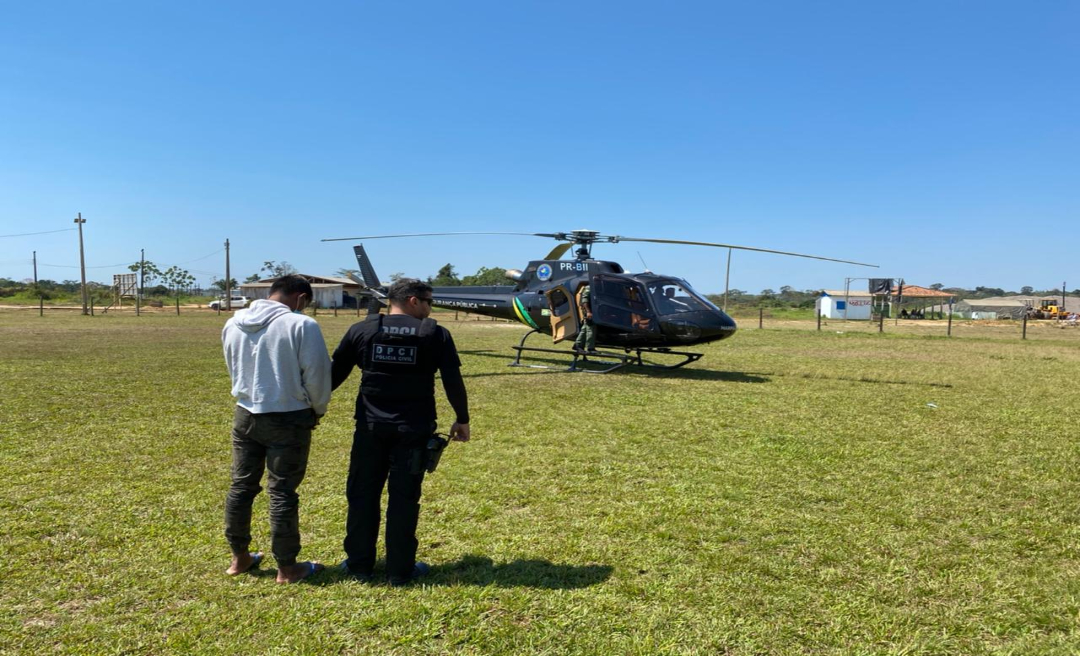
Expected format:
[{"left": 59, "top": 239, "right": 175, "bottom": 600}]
[
  {"left": 0, "top": 292, "right": 217, "bottom": 307},
  {"left": 2, "top": 311, "right": 1079, "bottom": 655}
]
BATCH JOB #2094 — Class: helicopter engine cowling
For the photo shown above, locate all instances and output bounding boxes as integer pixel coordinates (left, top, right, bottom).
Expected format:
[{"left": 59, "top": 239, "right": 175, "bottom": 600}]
[{"left": 505, "top": 269, "right": 524, "bottom": 282}]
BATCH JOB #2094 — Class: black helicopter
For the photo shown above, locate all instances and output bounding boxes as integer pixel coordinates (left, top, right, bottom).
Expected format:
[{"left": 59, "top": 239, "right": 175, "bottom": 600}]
[{"left": 324, "top": 230, "right": 877, "bottom": 372}]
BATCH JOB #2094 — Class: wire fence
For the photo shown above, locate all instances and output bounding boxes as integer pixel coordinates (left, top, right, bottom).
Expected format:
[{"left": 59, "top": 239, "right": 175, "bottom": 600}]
[{"left": 3, "top": 303, "right": 1075, "bottom": 342}]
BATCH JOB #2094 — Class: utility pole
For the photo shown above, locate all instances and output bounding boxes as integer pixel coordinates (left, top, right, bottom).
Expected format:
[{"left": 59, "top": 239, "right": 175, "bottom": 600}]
[
  {"left": 74, "top": 213, "right": 88, "bottom": 315},
  {"left": 723, "top": 248, "right": 732, "bottom": 312},
  {"left": 225, "top": 239, "right": 231, "bottom": 311},
  {"left": 32, "top": 251, "right": 37, "bottom": 284},
  {"left": 137, "top": 248, "right": 144, "bottom": 317}
]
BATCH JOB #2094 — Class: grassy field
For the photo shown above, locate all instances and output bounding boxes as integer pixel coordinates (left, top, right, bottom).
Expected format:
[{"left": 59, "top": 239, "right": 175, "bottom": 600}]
[{"left": 2, "top": 310, "right": 1079, "bottom": 655}]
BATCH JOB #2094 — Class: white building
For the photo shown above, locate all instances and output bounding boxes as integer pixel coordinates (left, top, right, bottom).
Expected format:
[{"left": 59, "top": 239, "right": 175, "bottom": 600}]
[
  {"left": 240, "top": 274, "right": 363, "bottom": 309},
  {"left": 817, "top": 290, "right": 873, "bottom": 320},
  {"left": 240, "top": 282, "right": 345, "bottom": 309}
]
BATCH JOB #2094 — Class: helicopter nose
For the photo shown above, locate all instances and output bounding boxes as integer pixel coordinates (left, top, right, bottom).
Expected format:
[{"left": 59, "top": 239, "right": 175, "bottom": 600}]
[
  {"left": 701, "top": 311, "right": 737, "bottom": 341},
  {"left": 662, "top": 311, "right": 737, "bottom": 343}
]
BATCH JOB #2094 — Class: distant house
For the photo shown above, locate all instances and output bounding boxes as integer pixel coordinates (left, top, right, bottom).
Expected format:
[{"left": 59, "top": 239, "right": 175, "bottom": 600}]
[
  {"left": 817, "top": 285, "right": 955, "bottom": 320},
  {"left": 818, "top": 290, "right": 873, "bottom": 320},
  {"left": 241, "top": 274, "right": 363, "bottom": 309}
]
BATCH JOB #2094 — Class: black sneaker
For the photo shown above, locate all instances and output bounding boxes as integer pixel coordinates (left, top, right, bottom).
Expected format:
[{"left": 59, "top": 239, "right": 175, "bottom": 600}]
[
  {"left": 339, "top": 559, "right": 373, "bottom": 583},
  {"left": 389, "top": 561, "right": 430, "bottom": 587}
]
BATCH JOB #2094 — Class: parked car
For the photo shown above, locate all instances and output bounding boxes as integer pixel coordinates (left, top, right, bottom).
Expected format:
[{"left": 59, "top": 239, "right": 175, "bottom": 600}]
[{"left": 209, "top": 296, "right": 251, "bottom": 310}]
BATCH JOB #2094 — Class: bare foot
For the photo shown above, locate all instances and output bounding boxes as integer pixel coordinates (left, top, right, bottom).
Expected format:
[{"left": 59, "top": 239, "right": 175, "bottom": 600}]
[
  {"left": 226, "top": 551, "right": 263, "bottom": 576},
  {"left": 276, "top": 561, "right": 324, "bottom": 584}
]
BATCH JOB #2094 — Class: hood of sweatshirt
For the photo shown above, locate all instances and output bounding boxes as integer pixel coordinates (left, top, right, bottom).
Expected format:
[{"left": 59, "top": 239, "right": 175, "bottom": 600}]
[{"left": 232, "top": 299, "right": 294, "bottom": 333}]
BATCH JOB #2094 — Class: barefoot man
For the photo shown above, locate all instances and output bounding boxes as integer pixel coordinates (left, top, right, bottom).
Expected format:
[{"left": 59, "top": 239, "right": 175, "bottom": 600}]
[{"left": 221, "top": 275, "right": 331, "bottom": 583}]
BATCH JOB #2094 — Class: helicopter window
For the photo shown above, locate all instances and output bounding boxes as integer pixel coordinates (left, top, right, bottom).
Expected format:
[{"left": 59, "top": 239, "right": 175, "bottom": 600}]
[
  {"left": 647, "top": 281, "right": 716, "bottom": 315},
  {"left": 547, "top": 288, "right": 572, "bottom": 317},
  {"left": 593, "top": 277, "right": 655, "bottom": 332}
]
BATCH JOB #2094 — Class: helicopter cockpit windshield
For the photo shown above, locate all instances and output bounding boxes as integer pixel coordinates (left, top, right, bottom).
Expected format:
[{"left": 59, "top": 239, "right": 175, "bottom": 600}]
[{"left": 647, "top": 280, "right": 719, "bottom": 315}]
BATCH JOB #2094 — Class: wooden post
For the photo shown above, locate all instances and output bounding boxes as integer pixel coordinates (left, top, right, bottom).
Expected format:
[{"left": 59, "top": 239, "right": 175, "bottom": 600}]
[
  {"left": 817, "top": 310, "right": 821, "bottom": 331},
  {"left": 758, "top": 307, "right": 763, "bottom": 329},
  {"left": 90, "top": 299, "right": 94, "bottom": 316},
  {"left": 1022, "top": 313, "right": 1028, "bottom": 340},
  {"left": 176, "top": 297, "right": 180, "bottom": 315},
  {"left": 39, "top": 296, "right": 44, "bottom": 317},
  {"left": 878, "top": 310, "right": 884, "bottom": 333},
  {"left": 947, "top": 304, "right": 953, "bottom": 337}
]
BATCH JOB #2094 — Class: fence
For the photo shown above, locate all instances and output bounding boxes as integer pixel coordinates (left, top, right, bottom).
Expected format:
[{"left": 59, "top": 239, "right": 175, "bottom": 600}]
[
  {"left": 739, "top": 307, "right": 1080, "bottom": 342},
  {"left": 6, "top": 302, "right": 1072, "bottom": 341}
]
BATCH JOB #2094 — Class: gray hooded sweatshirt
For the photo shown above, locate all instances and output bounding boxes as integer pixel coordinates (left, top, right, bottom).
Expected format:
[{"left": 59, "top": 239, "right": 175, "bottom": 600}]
[{"left": 222, "top": 299, "right": 332, "bottom": 416}]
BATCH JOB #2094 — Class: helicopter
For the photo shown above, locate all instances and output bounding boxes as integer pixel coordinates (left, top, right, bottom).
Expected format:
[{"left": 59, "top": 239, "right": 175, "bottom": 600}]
[{"left": 322, "top": 230, "right": 878, "bottom": 373}]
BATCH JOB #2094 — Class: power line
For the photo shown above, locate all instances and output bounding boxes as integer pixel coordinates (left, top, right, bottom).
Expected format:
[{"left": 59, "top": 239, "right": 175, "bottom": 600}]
[
  {"left": 39, "top": 261, "right": 138, "bottom": 269},
  {"left": 32, "top": 248, "right": 224, "bottom": 276},
  {"left": 0, "top": 228, "right": 77, "bottom": 239},
  {"left": 171, "top": 248, "right": 224, "bottom": 266}
]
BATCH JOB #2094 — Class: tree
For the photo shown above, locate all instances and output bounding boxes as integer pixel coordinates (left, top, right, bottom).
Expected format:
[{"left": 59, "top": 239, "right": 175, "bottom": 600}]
[
  {"left": 260, "top": 260, "right": 297, "bottom": 278},
  {"left": 429, "top": 264, "right": 460, "bottom": 287},
  {"left": 461, "top": 266, "right": 510, "bottom": 286},
  {"left": 974, "top": 286, "right": 1005, "bottom": 298},
  {"left": 128, "top": 260, "right": 162, "bottom": 292},
  {"left": 759, "top": 289, "right": 776, "bottom": 298},
  {"left": 244, "top": 274, "right": 261, "bottom": 283},
  {"left": 389, "top": 272, "right": 407, "bottom": 283},
  {"left": 930, "top": 283, "right": 944, "bottom": 290},
  {"left": 162, "top": 266, "right": 195, "bottom": 297},
  {"left": 335, "top": 268, "right": 361, "bottom": 281},
  {"left": 1020, "top": 286, "right": 1034, "bottom": 295},
  {"left": 213, "top": 278, "right": 238, "bottom": 292}
]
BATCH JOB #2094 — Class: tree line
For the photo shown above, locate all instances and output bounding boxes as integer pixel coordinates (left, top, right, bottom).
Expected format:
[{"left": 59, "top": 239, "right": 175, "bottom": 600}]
[{"left": 3, "top": 259, "right": 1074, "bottom": 308}]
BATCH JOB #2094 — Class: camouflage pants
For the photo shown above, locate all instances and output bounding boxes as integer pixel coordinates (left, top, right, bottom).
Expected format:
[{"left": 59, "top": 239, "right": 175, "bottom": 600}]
[
  {"left": 224, "top": 406, "right": 316, "bottom": 567},
  {"left": 574, "top": 318, "right": 596, "bottom": 351}
]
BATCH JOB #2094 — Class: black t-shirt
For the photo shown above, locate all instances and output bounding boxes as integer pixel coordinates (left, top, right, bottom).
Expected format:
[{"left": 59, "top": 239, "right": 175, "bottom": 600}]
[{"left": 331, "top": 314, "right": 469, "bottom": 428}]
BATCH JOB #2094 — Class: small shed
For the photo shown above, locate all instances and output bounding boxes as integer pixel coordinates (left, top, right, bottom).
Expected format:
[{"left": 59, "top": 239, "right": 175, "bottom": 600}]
[{"left": 818, "top": 290, "right": 873, "bottom": 320}]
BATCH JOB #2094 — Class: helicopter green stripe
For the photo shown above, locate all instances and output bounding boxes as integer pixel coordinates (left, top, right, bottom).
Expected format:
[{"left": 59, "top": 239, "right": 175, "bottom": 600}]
[{"left": 512, "top": 297, "right": 539, "bottom": 330}]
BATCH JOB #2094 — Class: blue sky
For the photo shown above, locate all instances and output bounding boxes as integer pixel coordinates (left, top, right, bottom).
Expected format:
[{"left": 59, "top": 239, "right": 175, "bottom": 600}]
[{"left": 1, "top": 1, "right": 1076, "bottom": 294}]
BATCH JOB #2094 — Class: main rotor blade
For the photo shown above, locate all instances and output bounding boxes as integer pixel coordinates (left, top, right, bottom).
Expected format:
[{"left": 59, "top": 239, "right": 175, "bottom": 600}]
[
  {"left": 322, "top": 232, "right": 557, "bottom": 242},
  {"left": 544, "top": 243, "right": 575, "bottom": 260},
  {"left": 612, "top": 236, "right": 878, "bottom": 268}
]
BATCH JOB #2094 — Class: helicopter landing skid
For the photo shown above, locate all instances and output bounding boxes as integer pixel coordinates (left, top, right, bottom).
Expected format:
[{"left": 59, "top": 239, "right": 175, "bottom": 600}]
[{"left": 508, "top": 329, "right": 704, "bottom": 374}]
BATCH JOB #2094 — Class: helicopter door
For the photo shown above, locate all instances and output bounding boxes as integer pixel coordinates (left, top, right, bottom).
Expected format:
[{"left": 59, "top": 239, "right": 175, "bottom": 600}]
[
  {"left": 544, "top": 285, "right": 580, "bottom": 343},
  {"left": 591, "top": 275, "right": 658, "bottom": 334}
]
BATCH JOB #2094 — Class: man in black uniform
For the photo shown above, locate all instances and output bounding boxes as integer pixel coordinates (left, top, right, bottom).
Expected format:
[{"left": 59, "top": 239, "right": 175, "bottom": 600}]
[{"left": 331, "top": 278, "right": 470, "bottom": 586}]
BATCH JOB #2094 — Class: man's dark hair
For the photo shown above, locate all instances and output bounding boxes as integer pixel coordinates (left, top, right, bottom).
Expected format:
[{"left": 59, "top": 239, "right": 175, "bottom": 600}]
[
  {"left": 270, "top": 275, "right": 314, "bottom": 298},
  {"left": 387, "top": 278, "right": 433, "bottom": 303}
]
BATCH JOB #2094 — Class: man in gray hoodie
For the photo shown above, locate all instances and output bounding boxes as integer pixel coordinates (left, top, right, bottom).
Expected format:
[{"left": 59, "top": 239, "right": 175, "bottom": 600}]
[{"left": 221, "top": 275, "right": 332, "bottom": 583}]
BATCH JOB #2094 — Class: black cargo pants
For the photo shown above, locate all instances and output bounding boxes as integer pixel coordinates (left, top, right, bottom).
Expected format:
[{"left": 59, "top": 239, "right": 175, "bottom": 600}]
[
  {"left": 343, "top": 422, "right": 429, "bottom": 582},
  {"left": 224, "top": 406, "right": 316, "bottom": 567}
]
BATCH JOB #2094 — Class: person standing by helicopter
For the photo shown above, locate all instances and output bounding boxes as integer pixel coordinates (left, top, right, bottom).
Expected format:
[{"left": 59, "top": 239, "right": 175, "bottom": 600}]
[
  {"left": 573, "top": 283, "right": 597, "bottom": 353},
  {"left": 330, "top": 279, "right": 471, "bottom": 586}
]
